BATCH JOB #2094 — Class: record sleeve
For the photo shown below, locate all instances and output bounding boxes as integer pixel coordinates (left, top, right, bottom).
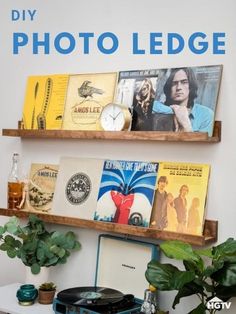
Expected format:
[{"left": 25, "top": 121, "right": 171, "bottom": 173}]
[
  {"left": 52, "top": 157, "right": 104, "bottom": 219},
  {"left": 22, "top": 74, "right": 69, "bottom": 130},
  {"left": 116, "top": 65, "right": 222, "bottom": 136},
  {"left": 26, "top": 163, "right": 59, "bottom": 213},
  {"left": 150, "top": 161, "right": 210, "bottom": 235},
  {"left": 94, "top": 160, "right": 158, "bottom": 227},
  {"left": 62, "top": 72, "right": 117, "bottom": 130}
]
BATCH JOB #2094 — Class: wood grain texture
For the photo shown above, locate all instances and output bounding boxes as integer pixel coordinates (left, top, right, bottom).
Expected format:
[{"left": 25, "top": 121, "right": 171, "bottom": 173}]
[
  {"left": 0, "top": 208, "right": 217, "bottom": 246},
  {"left": 2, "top": 121, "right": 221, "bottom": 143}
]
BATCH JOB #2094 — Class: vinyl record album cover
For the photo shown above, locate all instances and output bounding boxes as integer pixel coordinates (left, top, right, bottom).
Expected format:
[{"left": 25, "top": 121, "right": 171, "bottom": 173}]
[
  {"left": 62, "top": 72, "right": 117, "bottom": 130},
  {"left": 52, "top": 157, "right": 104, "bottom": 219},
  {"left": 150, "top": 161, "right": 210, "bottom": 235},
  {"left": 116, "top": 65, "right": 222, "bottom": 136},
  {"left": 26, "top": 163, "right": 59, "bottom": 213},
  {"left": 22, "top": 74, "right": 69, "bottom": 130},
  {"left": 94, "top": 160, "right": 158, "bottom": 227}
]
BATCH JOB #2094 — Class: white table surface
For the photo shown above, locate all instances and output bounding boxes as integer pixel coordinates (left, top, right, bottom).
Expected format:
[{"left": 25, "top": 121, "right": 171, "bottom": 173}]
[{"left": 0, "top": 283, "right": 54, "bottom": 314}]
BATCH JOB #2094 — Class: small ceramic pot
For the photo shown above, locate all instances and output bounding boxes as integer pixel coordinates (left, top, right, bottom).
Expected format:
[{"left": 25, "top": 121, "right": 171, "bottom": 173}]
[
  {"left": 38, "top": 289, "right": 56, "bottom": 304},
  {"left": 16, "top": 284, "right": 38, "bottom": 305}
]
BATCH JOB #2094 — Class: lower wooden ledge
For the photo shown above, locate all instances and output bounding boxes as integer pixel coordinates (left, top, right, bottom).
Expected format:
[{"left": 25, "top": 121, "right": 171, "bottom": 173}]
[{"left": 0, "top": 208, "right": 218, "bottom": 246}]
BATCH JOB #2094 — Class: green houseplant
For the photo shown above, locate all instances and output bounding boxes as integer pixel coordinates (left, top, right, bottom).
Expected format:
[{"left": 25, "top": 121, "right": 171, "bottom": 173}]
[
  {"left": 38, "top": 282, "right": 57, "bottom": 304},
  {"left": 0, "top": 214, "right": 81, "bottom": 274},
  {"left": 146, "top": 238, "right": 236, "bottom": 314}
]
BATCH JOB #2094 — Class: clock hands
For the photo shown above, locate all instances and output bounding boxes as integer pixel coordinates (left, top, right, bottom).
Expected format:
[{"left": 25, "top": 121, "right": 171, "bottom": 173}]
[
  {"left": 109, "top": 111, "right": 121, "bottom": 121},
  {"left": 114, "top": 111, "right": 121, "bottom": 120}
]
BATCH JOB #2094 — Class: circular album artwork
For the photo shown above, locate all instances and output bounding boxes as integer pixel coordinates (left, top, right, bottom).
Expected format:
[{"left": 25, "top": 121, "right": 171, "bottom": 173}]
[
  {"left": 65, "top": 173, "right": 91, "bottom": 205},
  {"left": 57, "top": 286, "right": 124, "bottom": 307}
]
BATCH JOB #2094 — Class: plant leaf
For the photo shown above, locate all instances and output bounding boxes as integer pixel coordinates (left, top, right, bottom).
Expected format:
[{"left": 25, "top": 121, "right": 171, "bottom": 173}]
[
  {"left": 203, "top": 259, "right": 224, "bottom": 277},
  {"left": 74, "top": 242, "right": 81, "bottom": 250},
  {"left": 7, "top": 248, "right": 17, "bottom": 258},
  {"left": 212, "top": 238, "right": 236, "bottom": 260},
  {"left": 5, "top": 216, "right": 19, "bottom": 234},
  {"left": 188, "top": 302, "right": 206, "bottom": 314},
  {"left": 184, "top": 259, "right": 203, "bottom": 275},
  {"left": 215, "top": 284, "right": 236, "bottom": 301},
  {"left": 160, "top": 241, "right": 200, "bottom": 262},
  {"left": 173, "top": 282, "right": 204, "bottom": 309},
  {"left": 169, "top": 270, "right": 195, "bottom": 290},
  {"left": 31, "top": 263, "right": 40, "bottom": 274},
  {"left": 146, "top": 260, "right": 179, "bottom": 290},
  {"left": 0, "top": 226, "right": 5, "bottom": 235},
  {"left": 195, "top": 248, "right": 212, "bottom": 258},
  {"left": 0, "top": 243, "right": 9, "bottom": 251},
  {"left": 58, "top": 248, "right": 66, "bottom": 258},
  {"left": 37, "top": 247, "right": 45, "bottom": 261},
  {"left": 212, "top": 262, "right": 236, "bottom": 286}
]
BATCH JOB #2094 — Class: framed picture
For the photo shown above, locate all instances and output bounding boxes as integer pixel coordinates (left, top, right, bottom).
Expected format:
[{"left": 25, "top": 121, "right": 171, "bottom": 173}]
[{"left": 115, "top": 65, "right": 222, "bottom": 136}]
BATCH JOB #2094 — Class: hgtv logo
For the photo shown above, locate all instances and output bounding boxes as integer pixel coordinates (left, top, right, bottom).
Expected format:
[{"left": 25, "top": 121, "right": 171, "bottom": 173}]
[{"left": 206, "top": 297, "right": 231, "bottom": 310}]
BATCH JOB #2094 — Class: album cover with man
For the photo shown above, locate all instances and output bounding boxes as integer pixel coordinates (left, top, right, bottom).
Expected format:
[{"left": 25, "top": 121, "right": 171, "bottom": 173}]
[
  {"left": 116, "top": 65, "right": 222, "bottom": 136},
  {"left": 150, "top": 161, "right": 210, "bottom": 235}
]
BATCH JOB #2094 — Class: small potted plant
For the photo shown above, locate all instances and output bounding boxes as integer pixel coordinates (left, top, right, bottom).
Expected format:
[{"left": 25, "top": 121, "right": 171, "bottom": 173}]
[{"left": 38, "top": 282, "right": 56, "bottom": 304}]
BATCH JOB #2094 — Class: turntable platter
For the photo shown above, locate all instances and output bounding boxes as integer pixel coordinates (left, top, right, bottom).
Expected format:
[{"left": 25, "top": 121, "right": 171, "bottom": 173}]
[{"left": 57, "top": 286, "right": 124, "bottom": 307}]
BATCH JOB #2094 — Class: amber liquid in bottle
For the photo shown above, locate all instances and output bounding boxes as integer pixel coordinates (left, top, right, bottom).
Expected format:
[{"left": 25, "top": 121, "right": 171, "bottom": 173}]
[{"left": 8, "top": 182, "right": 23, "bottom": 209}]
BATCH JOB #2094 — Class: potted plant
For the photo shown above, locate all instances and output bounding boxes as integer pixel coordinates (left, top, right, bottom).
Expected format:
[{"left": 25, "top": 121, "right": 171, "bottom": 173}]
[
  {"left": 38, "top": 282, "right": 56, "bottom": 304},
  {"left": 0, "top": 214, "right": 81, "bottom": 275},
  {"left": 145, "top": 238, "right": 236, "bottom": 314}
]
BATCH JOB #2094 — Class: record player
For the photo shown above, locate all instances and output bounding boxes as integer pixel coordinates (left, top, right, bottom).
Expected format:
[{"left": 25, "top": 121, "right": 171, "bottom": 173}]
[{"left": 53, "top": 235, "right": 159, "bottom": 314}]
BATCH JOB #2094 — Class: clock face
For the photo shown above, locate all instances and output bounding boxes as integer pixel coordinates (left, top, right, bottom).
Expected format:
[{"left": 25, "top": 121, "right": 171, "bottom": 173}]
[{"left": 100, "top": 103, "right": 126, "bottom": 131}]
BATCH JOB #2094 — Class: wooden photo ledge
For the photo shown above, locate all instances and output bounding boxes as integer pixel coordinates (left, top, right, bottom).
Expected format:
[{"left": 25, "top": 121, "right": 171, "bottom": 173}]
[
  {"left": 0, "top": 208, "right": 218, "bottom": 246},
  {"left": 2, "top": 121, "right": 221, "bottom": 143}
]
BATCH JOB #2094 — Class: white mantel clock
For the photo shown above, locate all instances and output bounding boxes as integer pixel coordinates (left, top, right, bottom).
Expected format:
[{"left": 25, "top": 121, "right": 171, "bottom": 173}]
[{"left": 99, "top": 103, "right": 132, "bottom": 131}]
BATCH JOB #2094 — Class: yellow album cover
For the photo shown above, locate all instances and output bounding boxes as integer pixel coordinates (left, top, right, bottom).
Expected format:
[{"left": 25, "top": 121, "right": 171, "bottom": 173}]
[
  {"left": 24, "top": 163, "right": 59, "bottom": 213},
  {"left": 62, "top": 72, "right": 117, "bottom": 130},
  {"left": 22, "top": 74, "right": 69, "bottom": 129},
  {"left": 150, "top": 161, "right": 210, "bottom": 236}
]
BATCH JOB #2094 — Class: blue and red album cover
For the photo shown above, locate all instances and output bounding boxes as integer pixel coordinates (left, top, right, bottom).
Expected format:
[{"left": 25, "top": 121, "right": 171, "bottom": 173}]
[{"left": 94, "top": 160, "right": 158, "bottom": 227}]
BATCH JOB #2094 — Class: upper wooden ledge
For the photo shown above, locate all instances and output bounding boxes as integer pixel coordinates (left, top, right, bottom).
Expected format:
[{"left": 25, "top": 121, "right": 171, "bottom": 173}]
[{"left": 2, "top": 121, "right": 221, "bottom": 143}]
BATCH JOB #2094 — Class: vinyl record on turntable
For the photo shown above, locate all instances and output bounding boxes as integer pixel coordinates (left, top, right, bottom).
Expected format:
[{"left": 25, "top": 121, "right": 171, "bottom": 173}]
[{"left": 57, "top": 286, "right": 125, "bottom": 307}]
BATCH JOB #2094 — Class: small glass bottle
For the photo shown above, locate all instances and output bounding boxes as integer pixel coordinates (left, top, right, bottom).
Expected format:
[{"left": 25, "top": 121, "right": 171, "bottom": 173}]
[
  {"left": 140, "top": 286, "right": 158, "bottom": 314},
  {"left": 8, "top": 153, "right": 23, "bottom": 209}
]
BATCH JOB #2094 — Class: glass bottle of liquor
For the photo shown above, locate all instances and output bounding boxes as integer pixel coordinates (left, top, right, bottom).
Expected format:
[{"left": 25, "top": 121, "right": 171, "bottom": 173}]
[
  {"left": 8, "top": 153, "right": 23, "bottom": 209},
  {"left": 140, "top": 285, "right": 158, "bottom": 314}
]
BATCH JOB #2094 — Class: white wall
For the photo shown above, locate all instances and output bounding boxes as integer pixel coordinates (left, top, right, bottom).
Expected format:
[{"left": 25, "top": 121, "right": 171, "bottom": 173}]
[{"left": 0, "top": 0, "right": 236, "bottom": 313}]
